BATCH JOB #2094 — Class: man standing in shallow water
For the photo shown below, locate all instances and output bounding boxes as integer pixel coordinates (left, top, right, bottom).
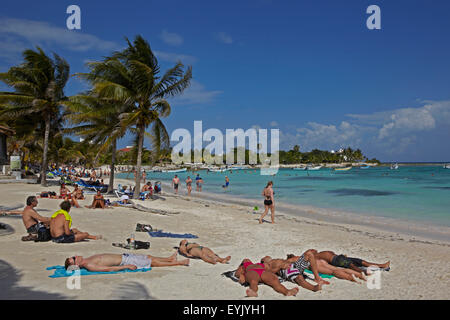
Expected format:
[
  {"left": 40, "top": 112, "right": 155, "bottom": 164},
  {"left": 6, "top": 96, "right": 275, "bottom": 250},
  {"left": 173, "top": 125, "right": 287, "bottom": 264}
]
[{"left": 172, "top": 175, "right": 180, "bottom": 194}]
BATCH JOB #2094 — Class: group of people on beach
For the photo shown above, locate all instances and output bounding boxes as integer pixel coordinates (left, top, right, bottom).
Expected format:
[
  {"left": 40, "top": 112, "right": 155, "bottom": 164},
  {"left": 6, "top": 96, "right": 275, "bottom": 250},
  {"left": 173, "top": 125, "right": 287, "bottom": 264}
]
[
  {"left": 172, "top": 174, "right": 204, "bottom": 195},
  {"left": 0, "top": 168, "right": 391, "bottom": 298}
]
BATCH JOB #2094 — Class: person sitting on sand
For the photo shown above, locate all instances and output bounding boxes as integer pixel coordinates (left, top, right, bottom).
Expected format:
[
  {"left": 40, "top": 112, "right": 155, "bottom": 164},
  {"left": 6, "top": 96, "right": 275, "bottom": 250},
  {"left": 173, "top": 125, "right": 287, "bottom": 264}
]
[
  {"left": 234, "top": 258, "right": 299, "bottom": 297},
  {"left": 59, "top": 183, "right": 71, "bottom": 199},
  {"left": 308, "top": 249, "right": 390, "bottom": 275},
  {"left": 5, "top": 196, "right": 52, "bottom": 239},
  {"left": 261, "top": 253, "right": 328, "bottom": 292},
  {"left": 85, "top": 190, "right": 105, "bottom": 209},
  {"left": 50, "top": 201, "right": 101, "bottom": 243},
  {"left": 141, "top": 182, "right": 153, "bottom": 199},
  {"left": 178, "top": 239, "right": 231, "bottom": 265},
  {"left": 286, "top": 250, "right": 367, "bottom": 283},
  {"left": 64, "top": 252, "right": 189, "bottom": 271}
]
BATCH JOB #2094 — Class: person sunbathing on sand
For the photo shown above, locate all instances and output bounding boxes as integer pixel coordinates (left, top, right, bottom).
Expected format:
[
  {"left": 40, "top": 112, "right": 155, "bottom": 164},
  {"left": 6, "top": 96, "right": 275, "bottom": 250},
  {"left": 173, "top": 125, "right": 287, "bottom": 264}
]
[
  {"left": 234, "top": 258, "right": 299, "bottom": 297},
  {"left": 64, "top": 252, "right": 189, "bottom": 271},
  {"left": 50, "top": 201, "right": 101, "bottom": 243},
  {"left": 178, "top": 239, "right": 231, "bottom": 265},
  {"left": 308, "top": 249, "right": 390, "bottom": 275},
  {"left": 261, "top": 254, "right": 327, "bottom": 292},
  {"left": 286, "top": 250, "right": 367, "bottom": 283}
]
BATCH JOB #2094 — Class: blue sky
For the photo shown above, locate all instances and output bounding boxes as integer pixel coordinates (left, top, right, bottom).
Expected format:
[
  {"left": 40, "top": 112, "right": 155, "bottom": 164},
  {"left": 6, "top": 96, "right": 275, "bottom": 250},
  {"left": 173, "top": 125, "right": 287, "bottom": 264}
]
[{"left": 1, "top": 0, "right": 450, "bottom": 162}]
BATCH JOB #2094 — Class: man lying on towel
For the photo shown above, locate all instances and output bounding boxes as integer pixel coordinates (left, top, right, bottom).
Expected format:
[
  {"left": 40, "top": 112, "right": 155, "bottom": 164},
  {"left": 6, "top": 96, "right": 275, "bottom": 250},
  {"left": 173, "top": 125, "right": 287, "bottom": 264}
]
[{"left": 65, "top": 252, "right": 190, "bottom": 271}]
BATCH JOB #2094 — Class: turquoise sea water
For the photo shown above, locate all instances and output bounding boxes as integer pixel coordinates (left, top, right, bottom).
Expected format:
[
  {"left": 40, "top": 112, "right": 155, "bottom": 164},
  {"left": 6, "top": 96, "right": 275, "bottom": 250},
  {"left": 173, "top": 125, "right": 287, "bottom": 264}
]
[{"left": 117, "top": 166, "right": 450, "bottom": 227}]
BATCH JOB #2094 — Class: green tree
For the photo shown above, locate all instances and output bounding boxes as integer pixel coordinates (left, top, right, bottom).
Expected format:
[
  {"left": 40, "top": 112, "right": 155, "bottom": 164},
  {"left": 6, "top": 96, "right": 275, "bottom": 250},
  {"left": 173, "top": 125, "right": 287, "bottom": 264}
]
[
  {"left": 81, "top": 35, "right": 192, "bottom": 198},
  {"left": 0, "top": 47, "right": 69, "bottom": 186}
]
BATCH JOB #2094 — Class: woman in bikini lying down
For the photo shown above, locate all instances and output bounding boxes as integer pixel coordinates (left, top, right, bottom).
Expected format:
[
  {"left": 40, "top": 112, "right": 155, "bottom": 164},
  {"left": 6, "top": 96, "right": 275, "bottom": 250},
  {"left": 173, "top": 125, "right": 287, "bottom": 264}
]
[
  {"left": 234, "top": 258, "right": 299, "bottom": 297},
  {"left": 178, "top": 239, "right": 231, "bottom": 265}
]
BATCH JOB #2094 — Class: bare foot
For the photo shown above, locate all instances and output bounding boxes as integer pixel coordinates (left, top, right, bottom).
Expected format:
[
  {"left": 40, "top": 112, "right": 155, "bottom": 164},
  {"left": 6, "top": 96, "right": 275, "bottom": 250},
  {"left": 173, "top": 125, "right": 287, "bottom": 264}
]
[
  {"left": 221, "top": 256, "right": 231, "bottom": 264},
  {"left": 169, "top": 252, "right": 178, "bottom": 261},
  {"left": 180, "top": 259, "right": 190, "bottom": 266},
  {"left": 316, "top": 278, "right": 330, "bottom": 286},
  {"left": 351, "top": 274, "right": 361, "bottom": 283},
  {"left": 313, "top": 283, "right": 322, "bottom": 292},
  {"left": 258, "top": 219, "right": 263, "bottom": 224},
  {"left": 246, "top": 288, "right": 258, "bottom": 297},
  {"left": 380, "top": 261, "right": 390, "bottom": 269},
  {"left": 286, "top": 287, "right": 299, "bottom": 296}
]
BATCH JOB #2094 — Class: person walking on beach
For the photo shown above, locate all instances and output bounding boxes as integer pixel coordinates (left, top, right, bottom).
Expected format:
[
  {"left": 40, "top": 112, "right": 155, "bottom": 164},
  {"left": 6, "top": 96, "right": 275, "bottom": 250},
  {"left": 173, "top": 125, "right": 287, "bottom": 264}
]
[
  {"left": 64, "top": 252, "right": 189, "bottom": 271},
  {"left": 50, "top": 201, "right": 101, "bottom": 243},
  {"left": 223, "top": 176, "right": 230, "bottom": 189},
  {"left": 178, "top": 239, "right": 231, "bottom": 264},
  {"left": 259, "top": 181, "right": 275, "bottom": 224},
  {"left": 172, "top": 175, "right": 180, "bottom": 194},
  {"left": 186, "top": 176, "right": 193, "bottom": 196}
]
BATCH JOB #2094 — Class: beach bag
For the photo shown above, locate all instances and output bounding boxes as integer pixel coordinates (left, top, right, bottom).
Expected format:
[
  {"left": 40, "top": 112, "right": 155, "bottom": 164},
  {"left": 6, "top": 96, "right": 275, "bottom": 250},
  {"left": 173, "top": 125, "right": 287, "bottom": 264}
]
[{"left": 35, "top": 226, "right": 52, "bottom": 242}]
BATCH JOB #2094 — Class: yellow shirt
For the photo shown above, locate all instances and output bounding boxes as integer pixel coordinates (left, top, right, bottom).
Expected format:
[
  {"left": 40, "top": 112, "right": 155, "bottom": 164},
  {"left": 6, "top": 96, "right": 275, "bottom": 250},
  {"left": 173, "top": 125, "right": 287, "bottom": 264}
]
[{"left": 51, "top": 209, "right": 72, "bottom": 229}]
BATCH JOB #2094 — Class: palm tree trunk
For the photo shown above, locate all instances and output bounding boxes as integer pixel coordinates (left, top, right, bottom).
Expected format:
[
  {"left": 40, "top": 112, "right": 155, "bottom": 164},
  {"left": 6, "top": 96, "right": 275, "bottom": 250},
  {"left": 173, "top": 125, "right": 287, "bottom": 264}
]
[
  {"left": 107, "top": 139, "right": 117, "bottom": 194},
  {"left": 40, "top": 114, "right": 51, "bottom": 186},
  {"left": 133, "top": 126, "right": 144, "bottom": 199}
]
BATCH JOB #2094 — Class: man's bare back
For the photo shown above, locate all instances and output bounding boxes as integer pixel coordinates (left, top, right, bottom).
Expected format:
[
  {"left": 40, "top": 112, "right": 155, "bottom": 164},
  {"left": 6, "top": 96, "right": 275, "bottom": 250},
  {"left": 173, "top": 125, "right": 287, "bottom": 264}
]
[{"left": 22, "top": 206, "right": 50, "bottom": 229}]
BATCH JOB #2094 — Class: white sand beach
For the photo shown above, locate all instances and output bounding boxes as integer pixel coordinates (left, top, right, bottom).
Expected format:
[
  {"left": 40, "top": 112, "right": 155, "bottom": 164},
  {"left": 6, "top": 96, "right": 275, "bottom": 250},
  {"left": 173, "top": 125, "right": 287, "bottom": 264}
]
[{"left": 0, "top": 178, "right": 449, "bottom": 300}]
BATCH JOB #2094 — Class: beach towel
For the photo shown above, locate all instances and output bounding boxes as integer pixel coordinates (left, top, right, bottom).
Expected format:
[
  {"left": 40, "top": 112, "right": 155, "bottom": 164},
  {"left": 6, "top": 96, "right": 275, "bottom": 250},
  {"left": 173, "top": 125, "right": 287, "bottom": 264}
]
[
  {"left": 148, "top": 230, "right": 198, "bottom": 238},
  {"left": 46, "top": 265, "right": 152, "bottom": 278},
  {"left": 222, "top": 269, "right": 333, "bottom": 286}
]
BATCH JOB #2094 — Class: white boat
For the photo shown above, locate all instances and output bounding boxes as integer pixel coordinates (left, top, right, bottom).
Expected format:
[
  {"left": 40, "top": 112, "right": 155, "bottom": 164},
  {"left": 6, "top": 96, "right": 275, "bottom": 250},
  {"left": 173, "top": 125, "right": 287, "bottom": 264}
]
[
  {"left": 390, "top": 163, "right": 399, "bottom": 170},
  {"left": 443, "top": 164, "right": 450, "bottom": 169},
  {"left": 306, "top": 165, "right": 322, "bottom": 171},
  {"left": 334, "top": 166, "right": 352, "bottom": 171},
  {"left": 292, "top": 166, "right": 307, "bottom": 170},
  {"left": 209, "top": 168, "right": 229, "bottom": 172},
  {"left": 162, "top": 168, "right": 187, "bottom": 173}
]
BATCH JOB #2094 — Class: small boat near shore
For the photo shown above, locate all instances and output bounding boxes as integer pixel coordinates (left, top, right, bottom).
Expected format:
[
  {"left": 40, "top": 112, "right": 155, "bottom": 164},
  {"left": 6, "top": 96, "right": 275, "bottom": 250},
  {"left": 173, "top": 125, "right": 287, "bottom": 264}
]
[
  {"left": 390, "top": 163, "right": 399, "bottom": 170},
  {"left": 443, "top": 164, "right": 450, "bottom": 169},
  {"left": 334, "top": 166, "right": 352, "bottom": 171},
  {"left": 293, "top": 167, "right": 307, "bottom": 171},
  {"left": 162, "top": 168, "right": 187, "bottom": 173},
  {"left": 306, "top": 165, "right": 322, "bottom": 171}
]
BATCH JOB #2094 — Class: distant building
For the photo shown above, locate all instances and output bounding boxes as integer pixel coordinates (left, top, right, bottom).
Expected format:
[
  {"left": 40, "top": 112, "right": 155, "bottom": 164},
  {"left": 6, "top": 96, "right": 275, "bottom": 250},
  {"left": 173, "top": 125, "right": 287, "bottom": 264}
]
[{"left": 0, "top": 125, "right": 15, "bottom": 165}]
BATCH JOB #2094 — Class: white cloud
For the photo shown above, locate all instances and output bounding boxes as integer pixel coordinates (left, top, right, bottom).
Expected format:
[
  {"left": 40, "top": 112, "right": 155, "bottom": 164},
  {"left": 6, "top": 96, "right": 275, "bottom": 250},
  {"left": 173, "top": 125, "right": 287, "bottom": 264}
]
[
  {"left": 270, "top": 121, "right": 279, "bottom": 127},
  {"left": 154, "top": 50, "right": 197, "bottom": 65},
  {"left": 169, "top": 80, "right": 222, "bottom": 105},
  {"left": 280, "top": 100, "right": 450, "bottom": 159},
  {"left": 0, "top": 18, "right": 118, "bottom": 56},
  {"left": 215, "top": 32, "right": 233, "bottom": 44},
  {"left": 159, "top": 29, "right": 183, "bottom": 46}
]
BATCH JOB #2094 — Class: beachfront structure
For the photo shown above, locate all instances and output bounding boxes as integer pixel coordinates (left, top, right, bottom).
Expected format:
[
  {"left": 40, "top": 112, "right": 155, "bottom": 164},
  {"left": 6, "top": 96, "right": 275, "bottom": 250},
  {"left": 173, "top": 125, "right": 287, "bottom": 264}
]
[{"left": 0, "top": 125, "right": 14, "bottom": 165}]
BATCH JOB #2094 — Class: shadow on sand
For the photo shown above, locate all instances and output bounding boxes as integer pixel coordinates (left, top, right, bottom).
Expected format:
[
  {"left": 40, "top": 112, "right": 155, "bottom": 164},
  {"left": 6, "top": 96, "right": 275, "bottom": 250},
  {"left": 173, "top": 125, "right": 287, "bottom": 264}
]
[{"left": 0, "top": 259, "right": 68, "bottom": 299}]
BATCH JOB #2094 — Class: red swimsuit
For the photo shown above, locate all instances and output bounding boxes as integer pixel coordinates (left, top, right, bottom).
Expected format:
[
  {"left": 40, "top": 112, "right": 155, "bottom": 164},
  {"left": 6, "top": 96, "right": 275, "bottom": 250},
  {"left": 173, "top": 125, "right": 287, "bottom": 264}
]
[{"left": 243, "top": 261, "right": 265, "bottom": 277}]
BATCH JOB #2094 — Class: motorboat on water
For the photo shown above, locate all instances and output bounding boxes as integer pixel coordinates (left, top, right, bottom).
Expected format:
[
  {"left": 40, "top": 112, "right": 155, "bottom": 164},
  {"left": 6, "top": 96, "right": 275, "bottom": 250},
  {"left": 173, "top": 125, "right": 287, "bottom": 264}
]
[
  {"left": 161, "top": 168, "right": 187, "bottom": 173},
  {"left": 292, "top": 167, "right": 307, "bottom": 170},
  {"left": 306, "top": 165, "right": 322, "bottom": 171},
  {"left": 390, "top": 163, "right": 399, "bottom": 170},
  {"left": 443, "top": 164, "right": 450, "bottom": 169},
  {"left": 334, "top": 166, "right": 352, "bottom": 171}
]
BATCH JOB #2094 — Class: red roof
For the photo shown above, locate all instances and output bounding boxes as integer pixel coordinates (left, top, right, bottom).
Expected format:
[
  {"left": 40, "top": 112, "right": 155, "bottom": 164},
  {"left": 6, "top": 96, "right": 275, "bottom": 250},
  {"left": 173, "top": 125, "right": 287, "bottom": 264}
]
[{"left": 118, "top": 147, "right": 132, "bottom": 153}]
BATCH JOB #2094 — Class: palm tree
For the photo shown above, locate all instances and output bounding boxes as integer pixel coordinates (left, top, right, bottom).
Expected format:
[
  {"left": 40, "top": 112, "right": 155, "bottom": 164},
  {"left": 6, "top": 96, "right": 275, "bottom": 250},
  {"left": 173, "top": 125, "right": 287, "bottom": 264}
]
[
  {"left": 0, "top": 47, "right": 69, "bottom": 186},
  {"left": 64, "top": 93, "right": 128, "bottom": 193},
  {"left": 78, "top": 35, "right": 192, "bottom": 198}
]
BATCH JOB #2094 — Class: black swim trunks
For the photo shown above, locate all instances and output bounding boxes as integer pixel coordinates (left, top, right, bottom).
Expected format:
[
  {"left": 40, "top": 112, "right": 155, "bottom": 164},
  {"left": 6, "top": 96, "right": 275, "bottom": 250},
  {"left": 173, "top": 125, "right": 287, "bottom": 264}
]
[
  {"left": 52, "top": 234, "right": 75, "bottom": 243},
  {"left": 264, "top": 199, "right": 273, "bottom": 206},
  {"left": 331, "top": 254, "right": 363, "bottom": 268},
  {"left": 174, "top": 184, "right": 179, "bottom": 189},
  {"left": 26, "top": 222, "right": 43, "bottom": 234}
]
